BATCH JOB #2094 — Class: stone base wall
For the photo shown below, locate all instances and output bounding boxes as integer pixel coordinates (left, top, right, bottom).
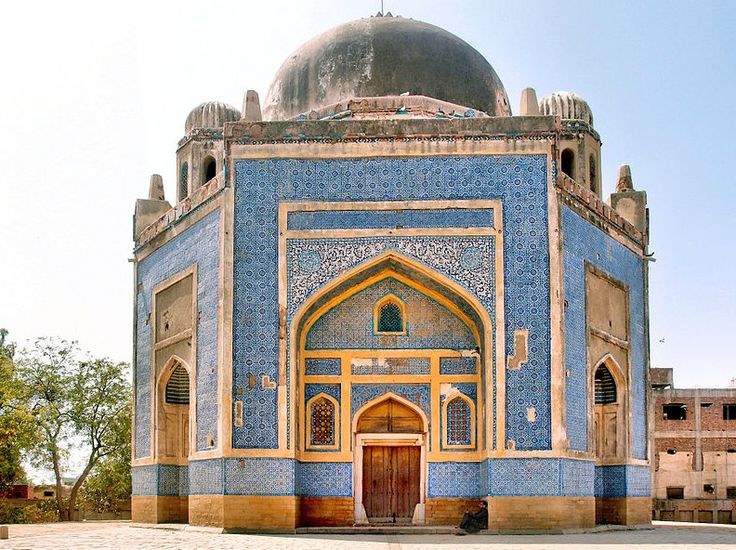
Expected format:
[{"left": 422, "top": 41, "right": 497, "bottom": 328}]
[
  {"left": 488, "top": 496, "right": 595, "bottom": 531},
  {"left": 131, "top": 496, "right": 188, "bottom": 523},
  {"left": 596, "top": 497, "right": 651, "bottom": 525},
  {"left": 299, "top": 497, "right": 354, "bottom": 526},
  {"left": 425, "top": 498, "right": 479, "bottom": 526}
]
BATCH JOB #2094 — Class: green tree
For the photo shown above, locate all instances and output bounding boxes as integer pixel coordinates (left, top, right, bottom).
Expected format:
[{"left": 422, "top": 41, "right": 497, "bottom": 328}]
[
  {"left": 16, "top": 338, "right": 130, "bottom": 521},
  {"left": 0, "top": 329, "right": 36, "bottom": 492}
]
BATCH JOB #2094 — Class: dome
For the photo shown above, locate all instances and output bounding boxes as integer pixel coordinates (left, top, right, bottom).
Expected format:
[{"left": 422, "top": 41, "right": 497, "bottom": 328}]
[
  {"left": 263, "top": 16, "right": 511, "bottom": 120},
  {"left": 185, "top": 101, "right": 241, "bottom": 133},
  {"left": 539, "top": 92, "right": 593, "bottom": 126}
]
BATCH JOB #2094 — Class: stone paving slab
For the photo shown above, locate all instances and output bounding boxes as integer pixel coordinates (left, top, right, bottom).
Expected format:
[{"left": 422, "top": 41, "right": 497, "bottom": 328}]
[{"left": 3, "top": 521, "right": 736, "bottom": 549}]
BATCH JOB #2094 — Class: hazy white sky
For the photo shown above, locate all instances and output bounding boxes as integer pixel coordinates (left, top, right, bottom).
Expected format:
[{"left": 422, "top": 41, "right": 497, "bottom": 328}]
[{"left": 1, "top": 0, "right": 734, "bottom": 389}]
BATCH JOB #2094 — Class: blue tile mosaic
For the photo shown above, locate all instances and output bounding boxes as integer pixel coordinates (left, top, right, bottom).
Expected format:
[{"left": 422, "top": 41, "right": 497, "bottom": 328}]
[
  {"left": 132, "top": 464, "right": 189, "bottom": 496},
  {"left": 440, "top": 357, "right": 477, "bottom": 375},
  {"left": 351, "top": 357, "right": 430, "bottom": 376},
  {"left": 485, "top": 458, "right": 596, "bottom": 497},
  {"left": 562, "top": 206, "right": 647, "bottom": 458},
  {"left": 305, "top": 383, "right": 341, "bottom": 402},
  {"left": 224, "top": 458, "right": 296, "bottom": 496},
  {"left": 189, "top": 458, "right": 223, "bottom": 495},
  {"left": 307, "top": 278, "right": 475, "bottom": 350},
  {"left": 595, "top": 464, "right": 651, "bottom": 498},
  {"left": 351, "top": 383, "right": 431, "bottom": 418},
  {"left": 135, "top": 210, "right": 221, "bottom": 457},
  {"left": 428, "top": 462, "right": 482, "bottom": 498},
  {"left": 132, "top": 465, "right": 157, "bottom": 496},
  {"left": 297, "top": 462, "right": 352, "bottom": 497},
  {"left": 233, "top": 155, "right": 550, "bottom": 450},
  {"left": 287, "top": 208, "right": 495, "bottom": 231},
  {"left": 560, "top": 459, "right": 595, "bottom": 497},
  {"left": 158, "top": 464, "right": 185, "bottom": 497},
  {"left": 305, "top": 358, "right": 341, "bottom": 376}
]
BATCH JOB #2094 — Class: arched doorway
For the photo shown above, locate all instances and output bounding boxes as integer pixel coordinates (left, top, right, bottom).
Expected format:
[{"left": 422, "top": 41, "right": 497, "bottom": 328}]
[
  {"left": 592, "top": 356, "right": 627, "bottom": 462},
  {"left": 154, "top": 356, "right": 192, "bottom": 523},
  {"left": 353, "top": 394, "right": 427, "bottom": 525}
]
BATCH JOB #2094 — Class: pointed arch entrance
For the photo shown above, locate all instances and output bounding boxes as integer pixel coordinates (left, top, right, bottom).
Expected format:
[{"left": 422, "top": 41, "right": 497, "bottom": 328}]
[
  {"left": 353, "top": 393, "right": 427, "bottom": 524},
  {"left": 291, "top": 251, "right": 494, "bottom": 526},
  {"left": 154, "top": 355, "right": 193, "bottom": 523}
]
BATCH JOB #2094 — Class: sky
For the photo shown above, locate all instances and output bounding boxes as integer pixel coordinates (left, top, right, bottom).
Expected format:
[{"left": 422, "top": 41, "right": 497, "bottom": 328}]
[{"left": 1, "top": 0, "right": 735, "bottom": 390}]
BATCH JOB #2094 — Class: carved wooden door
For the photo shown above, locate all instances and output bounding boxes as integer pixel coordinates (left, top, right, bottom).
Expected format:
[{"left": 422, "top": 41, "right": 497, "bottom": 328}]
[{"left": 363, "top": 446, "right": 420, "bottom": 523}]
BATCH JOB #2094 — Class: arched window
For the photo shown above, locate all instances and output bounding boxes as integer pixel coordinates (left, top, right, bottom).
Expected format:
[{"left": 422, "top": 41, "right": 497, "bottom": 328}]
[
  {"left": 441, "top": 393, "right": 475, "bottom": 448},
  {"left": 594, "top": 365, "right": 617, "bottom": 405},
  {"left": 165, "top": 364, "right": 190, "bottom": 405},
  {"left": 589, "top": 154, "right": 598, "bottom": 194},
  {"left": 561, "top": 148, "right": 575, "bottom": 179},
  {"left": 446, "top": 397, "right": 472, "bottom": 446},
  {"left": 179, "top": 162, "right": 189, "bottom": 200},
  {"left": 307, "top": 394, "right": 338, "bottom": 449},
  {"left": 374, "top": 295, "right": 406, "bottom": 334},
  {"left": 203, "top": 156, "right": 217, "bottom": 183}
]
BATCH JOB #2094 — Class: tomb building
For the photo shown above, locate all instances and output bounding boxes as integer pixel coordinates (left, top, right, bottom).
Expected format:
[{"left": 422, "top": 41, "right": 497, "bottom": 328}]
[{"left": 131, "top": 14, "right": 652, "bottom": 530}]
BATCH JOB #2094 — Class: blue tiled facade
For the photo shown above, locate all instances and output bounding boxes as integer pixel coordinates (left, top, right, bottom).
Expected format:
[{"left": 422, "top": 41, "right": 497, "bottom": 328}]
[
  {"left": 131, "top": 464, "right": 189, "bottom": 496},
  {"left": 134, "top": 210, "right": 221, "bottom": 458},
  {"left": 305, "top": 358, "right": 341, "bottom": 376},
  {"left": 595, "top": 464, "right": 651, "bottom": 498},
  {"left": 562, "top": 206, "right": 647, "bottom": 458},
  {"left": 306, "top": 277, "right": 476, "bottom": 350},
  {"left": 287, "top": 207, "right": 495, "bottom": 231},
  {"left": 233, "top": 154, "right": 551, "bottom": 451}
]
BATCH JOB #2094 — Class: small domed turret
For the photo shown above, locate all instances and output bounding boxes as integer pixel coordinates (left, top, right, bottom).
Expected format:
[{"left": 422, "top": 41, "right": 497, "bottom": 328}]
[
  {"left": 539, "top": 92, "right": 593, "bottom": 126},
  {"left": 185, "top": 101, "right": 240, "bottom": 133}
]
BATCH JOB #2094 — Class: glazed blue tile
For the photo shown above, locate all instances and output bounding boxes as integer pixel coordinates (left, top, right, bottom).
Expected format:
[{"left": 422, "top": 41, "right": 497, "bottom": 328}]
[
  {"left": 562, "top": 206, "right": 647, "bottom": 458},
  {"left": 428, "top": 462, "right": 482, "bottom": 497},
  {"left": 287, "top": 208, "right": 494, "bottom": 231},
  {"left": 297, "top": 462, "right": 352, "bottom": 497},
  {"left": 134, "top": 210, "right": 221, "bottom": 457},
  {"left": 224, "top": 458, "right": 296, "bottom": 496},
  {"left": 233, "top": 155, "right": 550, "bottom": 451}
]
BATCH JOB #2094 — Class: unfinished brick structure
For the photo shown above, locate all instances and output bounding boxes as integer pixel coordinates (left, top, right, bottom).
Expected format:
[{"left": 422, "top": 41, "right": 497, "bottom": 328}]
[{"left": 652, "top": 368, "right": 736, "bottom": 523}]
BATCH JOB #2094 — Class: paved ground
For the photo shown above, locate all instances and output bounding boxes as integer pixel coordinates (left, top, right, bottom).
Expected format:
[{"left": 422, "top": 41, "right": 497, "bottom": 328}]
[{"left": 3, "top": 521, "right": 736, "bottom": 549}]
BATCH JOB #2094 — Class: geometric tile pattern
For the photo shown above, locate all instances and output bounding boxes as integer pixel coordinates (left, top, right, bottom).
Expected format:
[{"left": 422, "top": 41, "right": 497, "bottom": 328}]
[
  {"left": 594, "top": 464, "right": 651, "bottom": 498},
  {"left": 306, "top": 277, "right": 476, "bottom": 350},
  {"left": 305, "top": 383, "right": 341, "bottom": 402},
  {"left": 562, "top": 206, "right": 647, "bottom": 458},
  {"left": 305, "top": 358, "right": 341, "bottom": 376},
  {"left": 131, "top": 464, "right": 189, "bottom": 496},
  {"left": 485, "top": 458, "right": 596, "bottom": 496},
  {"left": 224, "top": 458, "right": 296, "bottom": 496},
  {"left": 351, "top": 357, "right": 430, "bottom": 376},
  {"left": 135, "top": 210, "right": 221, "bottom": 457},
  {"left": 287, "top": 236, "right": 495, "bottom": 320},
  {"left": 287, "top": 207, "right": 495, "bottom": 231},
  {"left": 428, "top": 462, "right": 482, "bottom": 497},
  {"left": 131, "top": 465, "right": 157, "bottom": 496},
  {"left": 440, "top": 357, "right": 477, "bottom": 375},
  {"left": 297, "top": 462, "right": 353, "bottom": 497},
  {"left": 233, "top": 155, "right": 550, "bottom": 450},
  {"left": 189, "top": 459, "right": 223, "bottom": 495},
  {"left": 351, "top": 383, "right": 431, "bottom": 417}
]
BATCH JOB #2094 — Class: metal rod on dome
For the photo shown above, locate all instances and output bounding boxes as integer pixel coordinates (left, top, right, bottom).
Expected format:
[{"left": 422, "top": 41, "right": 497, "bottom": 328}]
[{"left": 381, "top": 0, "right": 384, "bottom": 15}]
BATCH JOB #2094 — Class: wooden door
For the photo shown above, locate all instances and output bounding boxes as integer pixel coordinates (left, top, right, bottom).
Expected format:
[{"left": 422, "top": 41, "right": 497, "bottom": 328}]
[{"left": 362, "top": 446, "right": 420, "bottom": 523}]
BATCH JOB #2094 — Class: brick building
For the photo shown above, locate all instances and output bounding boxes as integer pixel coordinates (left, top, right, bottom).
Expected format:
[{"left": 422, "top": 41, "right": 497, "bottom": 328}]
[
  {"left": 131, "top": 14, "right": 652, "bottom": 531},
  {"left": 652, "top": 368, "right": 736, "bottom": 523}
]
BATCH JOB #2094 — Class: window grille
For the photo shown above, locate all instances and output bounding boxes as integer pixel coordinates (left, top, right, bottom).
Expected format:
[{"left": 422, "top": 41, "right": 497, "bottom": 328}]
[
  {"left": 447, "top": 397, "right": 471, "bottom": 446},
  {"left": 310, "top": 397, "right": 335, "bottom": 446},
  {"left": 377, "top": 301, "right": 403, "bottom": 333},
  {"left": 724, "top": 404, "right": 736, "bottom": 420},
  {"left": 180, "top": 162, "right": 188, "bottom": 200},
  {"left": 594, "top": 366, "right": 617, "bottom": 404},
  {"left": 165, "top": 365, "right": 190, "bottom": 405}
]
